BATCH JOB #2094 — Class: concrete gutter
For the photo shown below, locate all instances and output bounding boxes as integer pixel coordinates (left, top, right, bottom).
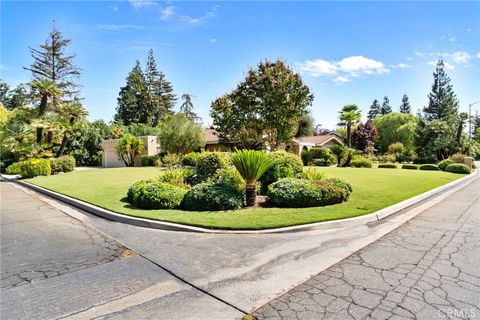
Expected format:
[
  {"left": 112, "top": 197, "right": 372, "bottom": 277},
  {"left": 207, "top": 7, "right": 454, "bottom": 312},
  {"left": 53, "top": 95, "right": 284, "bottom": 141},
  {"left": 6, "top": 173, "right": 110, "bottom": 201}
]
[{"left": 2, "top": 169, "right": 478, "bottom": 234}]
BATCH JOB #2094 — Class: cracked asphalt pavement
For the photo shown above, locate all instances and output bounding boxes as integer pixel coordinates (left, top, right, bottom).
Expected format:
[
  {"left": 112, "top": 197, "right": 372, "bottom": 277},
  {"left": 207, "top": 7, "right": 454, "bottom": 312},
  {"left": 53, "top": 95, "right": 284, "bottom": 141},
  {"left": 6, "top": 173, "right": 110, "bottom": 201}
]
[{"left": 253, "top": 178, "right": 480, "bottom": 320}]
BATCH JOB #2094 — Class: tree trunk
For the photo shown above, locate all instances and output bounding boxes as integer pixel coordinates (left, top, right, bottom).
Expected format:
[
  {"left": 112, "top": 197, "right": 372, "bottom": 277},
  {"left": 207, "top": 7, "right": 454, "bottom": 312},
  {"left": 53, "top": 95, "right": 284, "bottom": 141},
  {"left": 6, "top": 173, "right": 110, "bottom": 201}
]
[
  {"left": 36, "top": 128, "right": 43, "bottom": 144},
  {"left": 347, "top": 125, "right": 351, "bottom": 147},
  {"left": 46, "top": 131, "right": 54, "bottom": 144},
  {"left": 245, "top": 184, "right": 256, "bottom": 207},
  {"left": 56, "top": 134, "right": 68, "bottom": 157}
]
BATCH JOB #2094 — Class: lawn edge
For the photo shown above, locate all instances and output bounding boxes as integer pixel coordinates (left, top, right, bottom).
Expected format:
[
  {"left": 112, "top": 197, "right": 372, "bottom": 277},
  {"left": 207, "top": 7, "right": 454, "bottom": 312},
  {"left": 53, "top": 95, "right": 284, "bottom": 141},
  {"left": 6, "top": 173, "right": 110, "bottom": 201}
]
[{"left": 2, "top": 169, "right": 477, "bottom": 234}]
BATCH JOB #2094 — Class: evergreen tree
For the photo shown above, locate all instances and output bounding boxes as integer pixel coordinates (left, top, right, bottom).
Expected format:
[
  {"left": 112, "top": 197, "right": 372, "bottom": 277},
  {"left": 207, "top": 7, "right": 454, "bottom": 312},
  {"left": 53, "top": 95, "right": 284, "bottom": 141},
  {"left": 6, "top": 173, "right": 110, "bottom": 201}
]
[
  {"left": 114, "top": 61, "right": 150, "bottom": 125},
  {"left": 24, "top": 25, "right": 81, "bottom": 102},
  {"left": 399, "top": 94, "right": 411, "bottom": 114},
  {"left": 180, "top": 93, "right": 201, "bottom": 122},
  {"left": 367, "top": 99, "right": 381, "bottom": 120},
  {"left": 381, "top": 96, "right": 392, "bottom": 115},
  {"left": 295, "top": 112, "right": 315, "bottom": 137},
  {"left": 422, "top": 60, "right": 459, "bottom": 121},
  {"left": 144, "top": 49, "right": 176, "bottom": 125},
  {"left": 0, "top": 80, "right": 10, "bottom": 106}
]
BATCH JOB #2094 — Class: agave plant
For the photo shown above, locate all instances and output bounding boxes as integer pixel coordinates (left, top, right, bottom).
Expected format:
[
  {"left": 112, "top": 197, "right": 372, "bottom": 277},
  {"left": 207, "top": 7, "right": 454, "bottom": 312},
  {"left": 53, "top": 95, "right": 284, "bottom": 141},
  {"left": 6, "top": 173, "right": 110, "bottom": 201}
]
[{"left": 230, "top": 149, "right": 276, "bottom": 207}]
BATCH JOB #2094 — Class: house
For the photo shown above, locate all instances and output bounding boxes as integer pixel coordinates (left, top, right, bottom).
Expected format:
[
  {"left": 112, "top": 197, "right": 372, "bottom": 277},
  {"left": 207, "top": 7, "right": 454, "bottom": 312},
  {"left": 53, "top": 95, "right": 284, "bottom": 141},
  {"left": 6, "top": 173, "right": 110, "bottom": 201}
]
[
  {"left": 281, "top": 135, "right": 344, "bottom": 157},
  {"left": 101, "top": 136, "right": 159, "bottom": 168},
  {"left": 204, "top": 128, "right": 231, "bottom": 152}
]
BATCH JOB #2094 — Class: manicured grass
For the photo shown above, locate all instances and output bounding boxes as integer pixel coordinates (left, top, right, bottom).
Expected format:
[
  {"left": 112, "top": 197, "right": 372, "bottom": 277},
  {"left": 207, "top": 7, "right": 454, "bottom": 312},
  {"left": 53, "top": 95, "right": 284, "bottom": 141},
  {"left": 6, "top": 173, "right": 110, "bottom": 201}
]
[{"left": 27, "top": 167, "right": 465, "bottom": 230}]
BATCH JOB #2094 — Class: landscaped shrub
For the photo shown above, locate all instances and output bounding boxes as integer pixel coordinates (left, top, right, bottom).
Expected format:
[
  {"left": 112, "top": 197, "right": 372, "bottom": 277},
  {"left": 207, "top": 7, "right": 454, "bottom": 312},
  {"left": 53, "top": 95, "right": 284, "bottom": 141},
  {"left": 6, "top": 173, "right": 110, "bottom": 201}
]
[
  {"left": 302, "top": 168, "right": 325, "bottom": 181},
  {"left": 437, "top": 159, "right": 454, "bottom": 171},
  {"left": 196, "top": 152, "right": 227, "bottom": 182},
  {"left": 259, "top": 151, "right": 303, "bottom": 193},
  {"left": 379, "top": 154, "right": 396, "bottom": 163},
  {"left": 141, "top": 155, "right": 158, "bottom": 167},
  {"left": 162, "top": 153, "right": 180, "bottom": 167},
  {"left": 301, "top": 149, "right": 313, "bottom": 166},
  {"left": 450, "top": 153, "right": 466, "bottom": 164},
  {"left": 402, "top": 164, "right": 418, "bottom": 170},
  {"left": 267, "top": 178, "right": 349, "bottom": 208},
  {"left": 5, "top": 161, "right": 25, "bottom": 175},
  {"left": 49, "top": 155, "right": 76, "bottom": 174},
  {"left": 312, "top": 158, "right": 329, "bottom": 167},
  {"left": 21, "top": 158, "right": 52, "bottom": 178},
  {"left": 413, "top": 155, "right": 437, "bottom": 164},
  {"left": 350, "top": 156, "right": 372, "bottom": 168},
  {"left": 183, "top": 182, "right": 243, "bottom": 211},
  {"left": 325, "top": 177, "right": 353, "bottom": 199},
  {"left": 50, "top": 158, "right": 63, "bottom": 174},
  {"left": 419, "top": 164, "right": 439, "bottom": 171},
  {"left": 157, "top": 168, "right": 189, "bottom": 188},
  {"left": 181, "top": 152, "right": 199, "bottom": 166},
  {"left": 445, "top": 163, "right": 471, "bottom": 174},
  {"left": 378, "top": 163, "right": 397, "bottom": 168},
  {"left": 309, "top": 147, "right": 337, "bottom": 166},
  {"left": 127, "top": 180, "right": 187, "bottom": 209},
  {"left": 212, "top": 167, "right": 246, "bottom": 193}
]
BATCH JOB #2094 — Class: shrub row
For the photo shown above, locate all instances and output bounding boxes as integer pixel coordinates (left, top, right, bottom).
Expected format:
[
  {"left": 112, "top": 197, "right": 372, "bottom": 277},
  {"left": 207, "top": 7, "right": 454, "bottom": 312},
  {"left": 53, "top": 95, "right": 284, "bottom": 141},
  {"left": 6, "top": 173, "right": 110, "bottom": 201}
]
[
  {"left": 5, "top": 156, "right": 75, "bottom": 178},
  {"left": 401, "top": 164, "right": 418, "bottom": 170},
  {"left": 378, "top": 163, "right": 397, "bottom": 169},
  {"left": 445, "top": 163, "right": 470, "bottom": 174},
  {"left": 127, "top": 180, "right": 188, "bottom": 209},
  {"left": 419, "top": 164, "right": 439, "bottom": 171},
  {"left": 350, "top": 156, "right": 372, "bottom": 168}
]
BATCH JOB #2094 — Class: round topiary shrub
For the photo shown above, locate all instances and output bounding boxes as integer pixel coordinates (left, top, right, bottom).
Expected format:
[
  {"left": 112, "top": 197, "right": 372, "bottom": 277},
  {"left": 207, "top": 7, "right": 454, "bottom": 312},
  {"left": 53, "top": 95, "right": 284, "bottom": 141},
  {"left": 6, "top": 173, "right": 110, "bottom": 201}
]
[
  {"left": 402, "top": 164, "right": 418, "bottom": 170},
  {"left": 267, "top": 178, "right": 321, "bottom": 208},
  {"left": 325, "top": 177, "right": 353, "bottom": 199},
  {"left": 196, "top": 152, "right": 227, "bottom": 182},
  {"left": 212, "top": 167, "right": 246, "bottom": 193},
  {"left": 5, "top": 161, "right": 26, "bottom": 175},
  {"left": 260, "top": 151, "right": 303, "bottom": 193},
  {"left": 21, "top": 158, "right": 52, "bottom": 178},
  {"left": 57, "top": 155, "right": 76, "bottom": 173},
  {"left": 419, "top": 164, "right": 439, "bottom": 171},
  {"left": 183, "top": 182, "right": 243, "bottom": 211},
  {"left": 181, "top": 152, "right": 199, "bottom": 167},
  {"left": 350, "top": 156, "right": 372, "bottom": 168},
  {"left": 445, "top": 163, "right": 471, "bottom": 174},
  {"left": 437, "top": 159, "right": 454, "bottom": 171},
  {"left": 378, "top": 163, "right": 397, "bottom": 169},
  {"left": 127, "top": 180, "right": 188, "bottom": 209}
]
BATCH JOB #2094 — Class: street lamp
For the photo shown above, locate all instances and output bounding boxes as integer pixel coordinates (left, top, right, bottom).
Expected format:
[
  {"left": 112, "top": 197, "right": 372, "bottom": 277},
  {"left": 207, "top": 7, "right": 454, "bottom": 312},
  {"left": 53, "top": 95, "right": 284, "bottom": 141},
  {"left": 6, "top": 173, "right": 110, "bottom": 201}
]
[{"left": 468, "top": 101, "right": 480, "bottom": 138}]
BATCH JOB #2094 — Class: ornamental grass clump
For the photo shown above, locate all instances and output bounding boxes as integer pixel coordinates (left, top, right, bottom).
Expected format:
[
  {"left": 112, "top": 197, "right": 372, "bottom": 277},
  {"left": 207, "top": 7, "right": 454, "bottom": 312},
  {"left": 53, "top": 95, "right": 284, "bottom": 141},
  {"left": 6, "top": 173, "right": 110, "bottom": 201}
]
[{"left": 231, "top": 149, "right": 276, "bottom": 207}]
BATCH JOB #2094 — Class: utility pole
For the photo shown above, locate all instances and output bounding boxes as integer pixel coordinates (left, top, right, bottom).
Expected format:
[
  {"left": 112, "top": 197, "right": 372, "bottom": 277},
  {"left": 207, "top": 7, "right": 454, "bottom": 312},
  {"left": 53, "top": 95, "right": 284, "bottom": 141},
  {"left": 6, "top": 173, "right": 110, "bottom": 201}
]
[{"left": 468, "top": 101, "right": 480, "bottom": 138}]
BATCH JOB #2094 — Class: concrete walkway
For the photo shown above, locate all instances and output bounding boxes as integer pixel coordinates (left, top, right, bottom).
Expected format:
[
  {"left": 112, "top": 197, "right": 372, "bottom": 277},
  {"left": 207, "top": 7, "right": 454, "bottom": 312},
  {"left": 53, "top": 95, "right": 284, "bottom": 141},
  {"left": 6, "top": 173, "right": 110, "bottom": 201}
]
[{"left": 253, "top": 178, "right": 480, "bottom": 319}]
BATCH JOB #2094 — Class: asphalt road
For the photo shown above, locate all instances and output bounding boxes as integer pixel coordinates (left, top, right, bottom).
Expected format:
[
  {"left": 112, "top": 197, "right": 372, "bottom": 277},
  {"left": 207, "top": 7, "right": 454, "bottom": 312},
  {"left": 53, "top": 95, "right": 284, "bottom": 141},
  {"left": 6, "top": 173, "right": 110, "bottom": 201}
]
[{"left": 253, "top": 178, "right": 480, "bottom": 320}]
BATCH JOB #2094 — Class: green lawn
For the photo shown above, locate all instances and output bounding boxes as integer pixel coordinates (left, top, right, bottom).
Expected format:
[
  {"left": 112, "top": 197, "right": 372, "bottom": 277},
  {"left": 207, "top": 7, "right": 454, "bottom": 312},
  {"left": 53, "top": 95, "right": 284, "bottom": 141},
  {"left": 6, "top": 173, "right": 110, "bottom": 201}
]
[{"left": 27, "top": 167, "right": 465, "bottom": 230}]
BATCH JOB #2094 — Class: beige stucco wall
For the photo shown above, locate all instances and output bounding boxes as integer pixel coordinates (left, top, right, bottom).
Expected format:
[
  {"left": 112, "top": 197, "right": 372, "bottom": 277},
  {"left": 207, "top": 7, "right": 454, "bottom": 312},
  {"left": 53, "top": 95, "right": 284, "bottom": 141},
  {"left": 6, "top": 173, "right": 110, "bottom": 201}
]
[
  {"left": 102, "top": 136, "right": 159, "bottom": 168},
  {"left": 205, "top": 143, "right": 231, "bottom": 152}
]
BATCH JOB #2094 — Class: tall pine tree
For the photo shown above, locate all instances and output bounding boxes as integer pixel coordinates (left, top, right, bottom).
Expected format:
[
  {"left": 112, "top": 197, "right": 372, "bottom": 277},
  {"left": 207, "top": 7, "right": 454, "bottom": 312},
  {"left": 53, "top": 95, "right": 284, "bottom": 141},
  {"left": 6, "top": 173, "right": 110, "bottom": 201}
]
[
  {"left": 422, "top": 60, "right": 459, "bottom": 121},
  {"left": 114, "top": 61, "right": 150, "bottom": 125},
  {"left": 367, "top": 99, "right": 381, "bottom": 120},
  {"left": 144, "top": 49, "right": 176, "bottom": 125},
  {"left": 399, "top": 94, "right": 411, "bottom": 114},
  {"left": 24, "top": 25, "right": 81, "bottom": 102},
  {"left": 381, "top": 96, "right": 392, "bottom": 115},
  {"left": 180, "top": 93, "right": 201, "bottom": 123}
]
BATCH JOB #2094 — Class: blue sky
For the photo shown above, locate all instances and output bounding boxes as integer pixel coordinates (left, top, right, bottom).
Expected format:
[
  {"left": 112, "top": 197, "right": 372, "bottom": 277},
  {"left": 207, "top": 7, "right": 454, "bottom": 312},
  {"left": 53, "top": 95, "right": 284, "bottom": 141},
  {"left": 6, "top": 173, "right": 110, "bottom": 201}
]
[{"left": 1, "top": 1, "right": 479, "bottom": 129}]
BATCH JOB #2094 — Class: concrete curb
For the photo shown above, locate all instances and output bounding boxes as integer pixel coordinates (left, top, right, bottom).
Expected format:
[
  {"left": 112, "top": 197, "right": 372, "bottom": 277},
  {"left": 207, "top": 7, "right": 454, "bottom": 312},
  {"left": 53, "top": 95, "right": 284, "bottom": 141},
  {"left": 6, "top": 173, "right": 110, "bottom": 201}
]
[{"left": 2, "top": 169, "right": 478, "bottom": 234}]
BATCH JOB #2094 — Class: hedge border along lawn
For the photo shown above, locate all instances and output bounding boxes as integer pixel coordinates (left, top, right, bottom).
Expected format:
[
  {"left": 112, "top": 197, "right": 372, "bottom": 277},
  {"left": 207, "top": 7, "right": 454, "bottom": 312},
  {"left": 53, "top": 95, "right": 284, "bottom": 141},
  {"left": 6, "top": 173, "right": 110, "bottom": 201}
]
[{"left": 27, "top": 166, "right": 465, "bottom": 230}]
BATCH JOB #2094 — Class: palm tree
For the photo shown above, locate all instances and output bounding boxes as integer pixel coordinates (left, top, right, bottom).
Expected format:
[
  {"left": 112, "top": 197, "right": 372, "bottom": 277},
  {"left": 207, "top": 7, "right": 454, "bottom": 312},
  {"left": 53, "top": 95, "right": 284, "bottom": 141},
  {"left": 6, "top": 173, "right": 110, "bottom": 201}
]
[
  {"left": 29, "top": 79, "right": 61, "bottom": 143},
  {"left": 338, "top": 104, "right": 361, "bottom": 147},
  {"left": 115, "top": 134, "right": 144, "bottom": 167},
  {"left": 230, "top": 149, "right": 276, "bottom": 207},
  {"left": 56, "top": 102, "right": 88, "bottom": 156}
]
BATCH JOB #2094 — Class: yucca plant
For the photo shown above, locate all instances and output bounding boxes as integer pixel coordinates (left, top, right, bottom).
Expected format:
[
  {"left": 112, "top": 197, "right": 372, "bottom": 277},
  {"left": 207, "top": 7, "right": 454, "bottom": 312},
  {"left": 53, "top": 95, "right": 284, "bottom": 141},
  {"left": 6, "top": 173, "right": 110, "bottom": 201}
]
[
  {"left": 231, "top": 149, "right": 276, "bottom": 207},
  {"left": 303, "top": 168, "right": 325, "bottom": 181}
]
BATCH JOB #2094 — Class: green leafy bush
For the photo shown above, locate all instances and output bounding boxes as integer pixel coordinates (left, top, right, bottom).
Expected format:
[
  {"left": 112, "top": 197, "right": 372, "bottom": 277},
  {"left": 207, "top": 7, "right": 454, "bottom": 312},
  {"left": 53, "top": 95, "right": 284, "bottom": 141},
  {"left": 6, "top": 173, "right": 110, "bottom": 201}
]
[
  {"left": 419, "top": 164, "right": 439, "bottom": 171},
  {"left": 437, "top": 159, "right": 454, "bottom": 171},
  {"left": 49, "top": 155, "right": 76, "bottom": 174},
  {"left": 196, "top": 152, "right": 227, "bottom": 182},
  {"left": 212, "top": 167, "right": 246, "bottom": 193},
  {"left": 301, "top": 149, "right": 313, "bottom": 165},
  {"left": 445, "top": 163, "right": 470, "bottom": 174},
  {"left": 127, "top": 180, "right": 187, "bottom": 209},
  {"left": 402, "top": 164, "right": 418, "bottom": 170},
  {"left": 379, "top": 154, "right": 396, "bottom": 163},
  {"left": 157, "top": 168, "right": 189, "bottom": 188},
  {"left": 5, "top": 161, "right": 25, "bottom": 175},
  {"left": 267, "top": 178, "right": 350, "bottom": 208},
  {"left": 350, "top": 156, "right": 372, "bottom": 168},
  {"left": 183, "top": 182, "right": 243, "bottom": 211},
  {"left": 50, "top": 158, "right": 63, "bottom": 174},
  {"left": 141, "top": 155, "right": 158, "bottom": 167},
  {"left": 302, "top": 168, "right": 325, "bottom": 181},
  {"left": 378, "top": 163, "right": 397, "bottom": 168},
  {"left": 21, "top": 158, "right": 52, "bottom": 178},
  {"left": 309, "top": 147, "right": 337, "bottom": 166},
  {"left": 325, "top": 177, "right": 353, "bottom": 198},
  {"left": 260, "top": 151, "right": 303, "bottom": 193},
  {"left": 181, "top": 152, "right": 199, "bottom": 166},
  {"left": 450, "top": 153, "right": 466, "bottom": 164},
  {"left": 162, "top": 153, "right": 180, "bottom": 167},
  {"left": 413, "top": 155, "right": 437, "bottom": 164}
]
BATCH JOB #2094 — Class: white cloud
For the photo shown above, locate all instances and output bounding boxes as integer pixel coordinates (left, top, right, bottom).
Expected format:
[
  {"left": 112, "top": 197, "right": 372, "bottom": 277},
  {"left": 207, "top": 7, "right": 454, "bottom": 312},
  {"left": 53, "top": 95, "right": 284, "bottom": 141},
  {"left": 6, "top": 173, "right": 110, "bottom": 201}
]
[
  {"left": 129, "top": 0, "right": 158, "bottom": 9},
  {"left": 97, "top": 24, "right": 145, "bottom": 31},
  {"left": 333, "top": 76, "right": 350, "bottom": 84},
  {"left": 451, "top": 51, "right": 471, "bottom": 64},
  {"left": 448, "top": 37, "right": 456, "bottom": 42},
  {"left": 337, "top": 55, "right": 389, "bottom": 75},
  {"left": 160, "top": 6, "right": 175, "bottom": 20},
  {"left": 392, "top": 63, "right": 410, "bottom": 69},
  {"left": 299, "top": 59, "right": 337, "bottom": 76},
  {"left": 428, "top": 60, "right": 455, "bottom": 70},
  {"left": 180, "top": 6, "right": 217, "bottom": 25},
  {"left": 477, "top": 52, "right": 480, "bottom": 59},
  {"left": 414, "top": 51, "right": 424, "bottom": 57}
]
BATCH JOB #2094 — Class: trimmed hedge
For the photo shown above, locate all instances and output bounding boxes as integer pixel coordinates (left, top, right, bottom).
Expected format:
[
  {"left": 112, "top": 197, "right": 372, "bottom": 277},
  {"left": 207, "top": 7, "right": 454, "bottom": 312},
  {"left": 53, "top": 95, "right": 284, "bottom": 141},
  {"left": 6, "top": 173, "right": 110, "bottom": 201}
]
[
  {"left": 350, "top": 156, "right": 372, "bottom": 168},
  {"left": 5, "top": 161, "right": 25, "bottom": 175},
  {"left": 183, "top": 182, "right": 243, "bottom": 211},
  {"left": 260, "top": 151, "right": 303, "bottom": 193},
  {"left": 378, "top": 163, "right": 397, "bottom": 169},
  {"left": 413, "top": 155, "right": 438, "bottom": 164},
  {"left": 141, "top": 155, "right": 159, "bottom": 167},
  {"left": 181, "top": 152, "right": 198, "bottom": 166},
  {"left": 419, "top": 164, "right": 439, "bottom": 171},
  {"left": 437, "top": 159, "right": 454, "bottom": 171},
  {"left": 445, "top": 163, "right": 470, "bottom": 174},
  {"left": 127, "top": 180, "right": 188, "bottom": 209},
  {"left": 402, "top": 164, "right": 418, "bottom": 170},
  {"left": 267, "top": 177, "right": 351, "bottom": 208},
  {"left": 21, "top": 158, "right": 52, "bottom": 178},
  {"left": 196, "top": 152, "right": 227, "bottom": 182},
  {"left": 50, "top": 155, "right": 76, "bottom": 174}
]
